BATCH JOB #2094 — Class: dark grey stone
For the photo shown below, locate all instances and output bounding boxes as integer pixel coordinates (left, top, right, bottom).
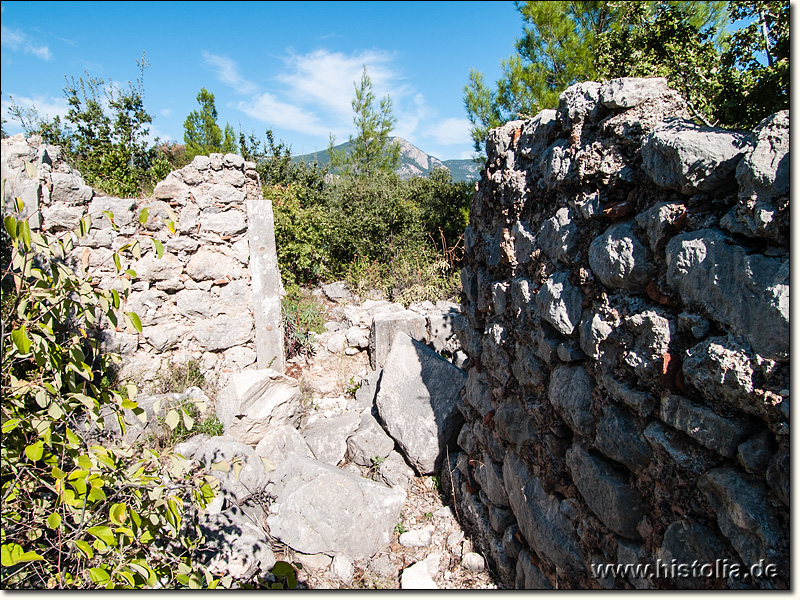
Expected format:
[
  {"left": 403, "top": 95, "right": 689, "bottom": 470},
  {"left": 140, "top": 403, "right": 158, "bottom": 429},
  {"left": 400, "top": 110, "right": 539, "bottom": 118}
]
[
  {"left": 548, "top": 364, "right": 596, "bottom": 436},
  {"left": 641, "top": 117, "right": 751, "bottom": 195},
  {"left": 503, "top": 451, "right": 585, "bottom": 577},
  {"left": 594, "top": 403, "right": 652, "bottom": 472},
  {"left": 589, "top": 222, "right": 653, "bottom": 293},
  {"left": 565, "top": 444, "right": 644, "bottom": 539},
  {"left": 698, "top": 467, "right": 786, "bottom": 572},
  {"left": 666, "top": 229, "right": 788, "bottom": 359},
  {"left": 659, "top": 392, "right": 751, "bottom": 458}
]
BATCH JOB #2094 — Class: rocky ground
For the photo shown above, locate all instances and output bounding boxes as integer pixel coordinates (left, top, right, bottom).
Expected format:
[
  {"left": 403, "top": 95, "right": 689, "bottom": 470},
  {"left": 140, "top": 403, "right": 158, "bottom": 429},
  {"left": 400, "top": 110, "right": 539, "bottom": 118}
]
[{"left": 273, "top": 286, "right": 497, "bottom": 589}]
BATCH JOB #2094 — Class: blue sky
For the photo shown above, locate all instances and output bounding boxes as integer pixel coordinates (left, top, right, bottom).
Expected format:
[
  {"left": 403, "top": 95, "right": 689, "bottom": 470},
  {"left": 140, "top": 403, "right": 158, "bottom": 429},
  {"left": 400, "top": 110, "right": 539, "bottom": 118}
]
[{"left": 1, "top": 1, "right": 523, "bottom": 160}]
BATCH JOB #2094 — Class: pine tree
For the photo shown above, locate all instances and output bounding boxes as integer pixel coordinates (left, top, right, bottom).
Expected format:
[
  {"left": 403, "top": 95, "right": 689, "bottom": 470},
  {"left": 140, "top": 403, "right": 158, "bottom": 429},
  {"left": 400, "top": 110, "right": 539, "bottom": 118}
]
[
  {"left": 183, "top": 88, "right": 236, "bottom": 159},
  {"left": 329, "top": 65, "right": 400, "bottom": 178}
]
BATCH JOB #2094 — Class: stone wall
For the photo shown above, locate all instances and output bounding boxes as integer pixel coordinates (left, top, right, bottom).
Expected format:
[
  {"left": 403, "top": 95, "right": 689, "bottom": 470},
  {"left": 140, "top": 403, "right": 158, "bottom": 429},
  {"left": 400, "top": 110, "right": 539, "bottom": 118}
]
[
  {"left": 447, "top": 78, "right": 789, "bottom": 589},
  {"left": 1, "top": 135, "right": 284, "bottom": 388}
]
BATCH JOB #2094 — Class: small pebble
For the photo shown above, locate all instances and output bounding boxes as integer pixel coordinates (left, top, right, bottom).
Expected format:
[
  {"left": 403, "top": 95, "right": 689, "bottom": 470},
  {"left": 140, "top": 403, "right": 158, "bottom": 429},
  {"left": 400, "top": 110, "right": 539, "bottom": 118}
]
[
  {"left": 399, "top": 526, "right": 434, "bottom": 548},
  {"left": 447, "top": 530, "right": 464, "bottom": 547},
  {"left": 462, "top": 552, "right": 485, "bottom": 572},
  {"left": 401, "top": 561, "right": 438, "bottom": 589}
]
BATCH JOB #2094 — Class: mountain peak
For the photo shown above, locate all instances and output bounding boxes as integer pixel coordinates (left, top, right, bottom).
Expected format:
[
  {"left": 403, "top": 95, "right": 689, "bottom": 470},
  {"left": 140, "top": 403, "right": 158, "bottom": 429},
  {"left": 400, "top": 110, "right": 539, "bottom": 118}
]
[{"left": 293, "top": 137, "right": 480, "bottom": 183}]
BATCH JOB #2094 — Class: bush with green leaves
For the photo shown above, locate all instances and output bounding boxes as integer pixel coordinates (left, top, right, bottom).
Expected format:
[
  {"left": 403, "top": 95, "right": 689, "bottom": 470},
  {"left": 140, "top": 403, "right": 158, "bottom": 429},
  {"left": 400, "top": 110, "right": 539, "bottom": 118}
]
[
  {"left": 7, "top": 54, "right": 174, "bottom": 198},
  {"left": 0, "top": 196, "right": 240, "bottom": 588}
]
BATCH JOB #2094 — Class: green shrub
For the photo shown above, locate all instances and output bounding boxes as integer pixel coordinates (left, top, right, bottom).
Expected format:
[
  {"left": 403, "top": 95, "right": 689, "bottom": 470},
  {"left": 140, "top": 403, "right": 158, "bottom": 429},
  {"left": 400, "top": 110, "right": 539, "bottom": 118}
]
[
  {"left": 0, "top": 195, "right": 225, "bottom": 588},
  {"left": 270, "top": 184, "right": 332, "bottom": 287},
  {"left": 281, "top": 286, "right": 327, "bottom": 361},
  {"left": 7, "top": 54, "right": 178, "bottom": 199}
]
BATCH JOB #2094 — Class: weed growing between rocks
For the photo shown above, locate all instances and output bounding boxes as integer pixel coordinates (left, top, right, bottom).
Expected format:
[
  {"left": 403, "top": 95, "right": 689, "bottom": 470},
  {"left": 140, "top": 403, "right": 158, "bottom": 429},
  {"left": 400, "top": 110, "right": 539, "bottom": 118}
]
[{"left": 282, "top": 286, "right": 326, "bottom": 361}]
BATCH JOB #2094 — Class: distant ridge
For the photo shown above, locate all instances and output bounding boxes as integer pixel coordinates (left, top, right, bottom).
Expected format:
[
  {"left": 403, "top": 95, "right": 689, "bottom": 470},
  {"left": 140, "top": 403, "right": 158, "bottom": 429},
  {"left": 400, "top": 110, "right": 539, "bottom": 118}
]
[{"left": 292, "top": 137, "right": 480, "bottom": 183}]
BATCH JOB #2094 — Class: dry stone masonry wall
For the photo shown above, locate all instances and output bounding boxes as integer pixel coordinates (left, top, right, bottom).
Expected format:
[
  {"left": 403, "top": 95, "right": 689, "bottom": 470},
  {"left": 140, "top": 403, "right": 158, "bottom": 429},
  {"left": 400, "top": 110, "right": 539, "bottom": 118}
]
[
  {"left": 2, "top": 134, "right": 284, "bottom": 388},
  {"left": 448, "top": 78, "right": 789, "bottom": 589}
]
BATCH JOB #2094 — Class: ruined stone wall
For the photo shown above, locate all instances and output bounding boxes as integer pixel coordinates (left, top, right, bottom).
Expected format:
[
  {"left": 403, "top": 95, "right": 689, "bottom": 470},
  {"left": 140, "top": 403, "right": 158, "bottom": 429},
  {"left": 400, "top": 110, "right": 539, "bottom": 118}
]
[
  {"left": 1, "top": 135, "right": 284, "bottom": 388},
  {"left": 448, "top": 78, "right": 789, "bottom": 589}
]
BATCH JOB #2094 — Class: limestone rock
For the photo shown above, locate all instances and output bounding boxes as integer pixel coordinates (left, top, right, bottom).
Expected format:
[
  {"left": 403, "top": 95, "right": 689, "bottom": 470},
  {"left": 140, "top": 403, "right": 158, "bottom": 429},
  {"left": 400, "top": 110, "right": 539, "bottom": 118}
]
[
  {"left": 186, "top": 247, "right": 246, "bottom": 281},
  {"left": 537, "top": 207, "right": 578, "bottom": 265},
  {"left": 301, "top": 411, "right": 360, "bottom": 466},
  {"left": 193, "top": 313, "right": 253, "bottom": 351},
  {"left": 536, "top": 271, "right": 583, "bottom": 336},
  {"left": 666, "top": 229, "right": 788, "bottom": 359},
  {"left": 346, "top": 412, "right": 395, "bottom": 467},
  {"left": 217, "top": 369, "right": 302, "bottom": 445},
  {"left": 401, "top": 560, "right": 438, "bottom": 589},
  {"left": 399, "top": 526, "right": 434, "bottom": 548},
  {"left": 600, "top": 77, "right": 669, "bottom": 109},
  {"left": 200, "top": 209, "right": 247, "bottom": 236},
  {"left": 642, "top": 117, "right": 751, "bottom": 194},
  {"left": 369, "top": 310, "right": 427, "bottom": 370},
  {"left": 266, "top": 453, "right": 406, "bottom": 559},
  {"left": 375, "top": 333, "right": 466, "bottom": 474},
  {"left": 377, "top": 450, "right": 415, "bottom": 490},
  {"left": 723, "top": 110, "right": 789, "bottom": 244},
  {"left": 589, "top": 223, "right": 652, "bottom": 293},
  {"left": 254, "top": 423, "right": 314, "bottom": 464},
  {"left": 321, "top": 281, "right": 354, "bottom": 303},
  {"left": 196, "top": 509, "right": 276, "bottom": 579},
  {"left": 191, "top": 436, "right": 272, "bottom": 503}
]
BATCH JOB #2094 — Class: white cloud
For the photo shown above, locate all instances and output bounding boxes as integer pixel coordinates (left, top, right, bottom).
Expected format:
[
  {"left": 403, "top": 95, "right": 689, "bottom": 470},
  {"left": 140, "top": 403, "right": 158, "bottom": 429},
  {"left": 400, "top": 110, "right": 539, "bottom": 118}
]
[
  {"left": 428, "top": 118, "right": 472, "bottom": 146},
  {"left": 201, "top": 51, "right": 257, "bottom": 95},
  {"left": 1, "top": 25, "right": 52, "bottom": 60},
  {"left": 160, "top": 108, "right": 172, "bottom": 117},
  {"left": 237, "top": 92, "right": 330, "bottom": 137},
  {"left": 278, "top": 49, "right": 407, "bottom": 127}
]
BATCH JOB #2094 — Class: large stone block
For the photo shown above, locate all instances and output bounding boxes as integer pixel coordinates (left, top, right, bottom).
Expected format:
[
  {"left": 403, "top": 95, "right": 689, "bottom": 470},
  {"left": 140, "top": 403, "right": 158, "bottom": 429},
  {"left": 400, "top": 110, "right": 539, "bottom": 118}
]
[
  {"left": 565, "top": 444, "right": 644, "bottom": 539},
  {"left": 588, "top": 223, "right": 653, "bottom": 293},
  {"left": 375, "top": 332, "right": 466, "bottom": 474},
  {"left": 698, "top": 468, "right": 786, "bottom": 580},
  {"left": 368, "top": 310, "right": 426, "bottom": 370},
  {"left": 548, "top": 364, "right": 596, "bottom": 437},
  {"left": 503, "top": 451, "right": 585, "bottom": 579},
  {"left": 666, "top": 228, "right": 788, "bottom": 359},
  {"left": 193, "top": 313, "right": 253, "bottom": 351},
  {"left": 642, "top": 117, "right": 751, "bottom": 195},
  {"left": 266, "top": 453, "right": 406, "bottom": 559},
  {"left": 659, "top": 392, "right": 750, "bottom": 458},
  {"left": 536, "top": 271, "right": 583, "bottom": 336},
  {"left": 722, "top": 110, "right": 789, "bottom": 244},
  {"left": 599, "top": 77, "right": 669, "bottom": 109},
  {"left": 216, "top": 369, "right": 302, "bottom": 445}
]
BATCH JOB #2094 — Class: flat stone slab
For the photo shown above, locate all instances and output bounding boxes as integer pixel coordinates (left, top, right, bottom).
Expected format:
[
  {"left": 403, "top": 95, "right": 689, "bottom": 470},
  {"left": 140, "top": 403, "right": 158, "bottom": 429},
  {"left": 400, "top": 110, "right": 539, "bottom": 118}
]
[
  {"left": 266, "top": 453, "right": 406, "bottom": 559},
  {"left": 375, "top": 332, "right": 466, "bottom": 474}
]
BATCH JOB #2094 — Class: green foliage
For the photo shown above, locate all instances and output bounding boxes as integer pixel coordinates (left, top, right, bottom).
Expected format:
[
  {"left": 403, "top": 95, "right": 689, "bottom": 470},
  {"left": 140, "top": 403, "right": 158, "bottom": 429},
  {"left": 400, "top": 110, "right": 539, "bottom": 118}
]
[
  {"left": 0, "top": 200, "right": 221, "bottom": 588},
  {"left": 464, "top": 1, "right": 614, "bottom": 156},
  {"left": 270, "top": 184, "right": 332, "bottom": 287},
  {"left": 596, "top": 1, "right": 729, "bottom": 124},
  {"left": 329, "top": 65, "right": 400, "bottom": 178},
  {"left": 714, "top": 1, "right": 789, "bottom": 128},
  {"left": 183, "top": 88, "right": 236, "bottom": 160},
  {"left": 7, "top": 54, "right": 173, "bottom": 197},
  {"left": 281, "top": 286, "right": 327, "bottom": 361},
  {"left": 465, "top": 1, "right": 786, "bottom": 155}
]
